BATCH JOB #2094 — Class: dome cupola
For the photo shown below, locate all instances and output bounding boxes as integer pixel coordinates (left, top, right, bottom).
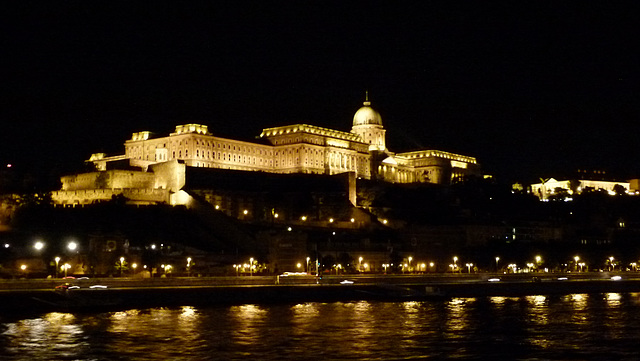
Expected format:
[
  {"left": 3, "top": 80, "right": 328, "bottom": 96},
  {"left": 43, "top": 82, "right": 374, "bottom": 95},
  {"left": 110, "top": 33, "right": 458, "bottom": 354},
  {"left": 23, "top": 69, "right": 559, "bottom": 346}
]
[{"left": 353, "top": 92, "right": 382, "bottom": 126}]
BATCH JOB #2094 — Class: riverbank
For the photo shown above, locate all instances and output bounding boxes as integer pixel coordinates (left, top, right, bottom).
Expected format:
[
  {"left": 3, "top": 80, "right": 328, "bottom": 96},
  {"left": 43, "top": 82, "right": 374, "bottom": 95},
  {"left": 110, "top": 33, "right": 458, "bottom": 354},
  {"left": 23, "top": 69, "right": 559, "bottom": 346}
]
[{"left": 2, "top": 273, "right": 640, "bottom": 313}]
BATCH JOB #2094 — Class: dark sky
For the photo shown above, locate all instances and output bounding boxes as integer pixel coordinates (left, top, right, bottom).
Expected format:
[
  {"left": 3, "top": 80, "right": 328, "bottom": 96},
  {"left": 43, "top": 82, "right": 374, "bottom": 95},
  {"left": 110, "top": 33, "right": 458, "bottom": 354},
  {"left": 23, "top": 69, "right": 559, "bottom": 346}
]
[{"left": 1, "top": 2, "right": 639, "bottom": 184}]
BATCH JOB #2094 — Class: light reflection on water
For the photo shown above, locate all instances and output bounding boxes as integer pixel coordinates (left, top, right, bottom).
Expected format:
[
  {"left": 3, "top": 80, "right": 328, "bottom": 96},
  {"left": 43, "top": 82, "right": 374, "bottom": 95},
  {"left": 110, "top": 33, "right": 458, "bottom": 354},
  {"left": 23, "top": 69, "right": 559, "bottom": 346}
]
[{"left": 2, "top": 293, "right": 640, "bottom": 360}]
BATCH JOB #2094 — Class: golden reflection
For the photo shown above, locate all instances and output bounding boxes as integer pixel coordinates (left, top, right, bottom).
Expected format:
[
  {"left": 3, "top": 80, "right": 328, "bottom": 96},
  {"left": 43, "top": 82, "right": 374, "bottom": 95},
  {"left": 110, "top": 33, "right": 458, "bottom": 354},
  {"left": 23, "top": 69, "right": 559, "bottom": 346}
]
[
  {"left": 43, "top": 312, "right": 76, "bottom": 324},
  {"left": 525, "top": 295, "right": 549, "bottom": 327},
  {"left": 526, "top": 295, "right": 546, "bottom": 307},
  {"left": 291, "top": 303, "right": 320, "bottom": 335},
  {"left": 3, "top": 312, "right": 84, "bottom": 355},
  {"left": 179, "top": 306, "right": 197, "bottom": 319},
  {"left": 229, "top": 304, "right": 267, "bottom": 346},
  {"left": 606, "top": 293, "right": 622, "bottom": 307},
  {"left": 570, "top": 293, "right": 588, "bottom": 311},
  {"left": 402, "top": 301, "right": 421, "bottom": 312},
  {"left": 351, "top": 301, "right": 374, "bottom": 337},
  {"left": 445, "top": 298, "right": 473, "bottom": 334},
  {"left": 399, "top": 301, "right": 423, "bottom": 340}
]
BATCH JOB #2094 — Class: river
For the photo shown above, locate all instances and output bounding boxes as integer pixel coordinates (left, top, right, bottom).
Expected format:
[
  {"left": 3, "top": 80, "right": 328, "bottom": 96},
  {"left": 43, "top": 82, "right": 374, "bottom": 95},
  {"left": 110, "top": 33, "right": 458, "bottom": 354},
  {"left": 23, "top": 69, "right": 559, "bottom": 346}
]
[{"left": 1, "top": 293, "right": 640, "bottom": 360}]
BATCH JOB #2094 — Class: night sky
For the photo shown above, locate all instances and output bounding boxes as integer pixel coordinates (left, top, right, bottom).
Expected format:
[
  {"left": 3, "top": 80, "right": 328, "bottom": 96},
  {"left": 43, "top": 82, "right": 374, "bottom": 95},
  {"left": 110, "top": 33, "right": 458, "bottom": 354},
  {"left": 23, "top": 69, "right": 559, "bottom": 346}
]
[{"left": 2, "top": 2, "right": 639, "bottom": 185}]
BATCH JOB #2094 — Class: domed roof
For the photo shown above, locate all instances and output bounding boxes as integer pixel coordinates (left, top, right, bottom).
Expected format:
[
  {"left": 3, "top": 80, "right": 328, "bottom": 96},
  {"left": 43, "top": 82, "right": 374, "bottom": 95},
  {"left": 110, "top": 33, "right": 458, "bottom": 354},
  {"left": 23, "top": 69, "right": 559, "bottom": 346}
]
[{"left": 353, "top": 100, "right": 382, "bottom": 126}]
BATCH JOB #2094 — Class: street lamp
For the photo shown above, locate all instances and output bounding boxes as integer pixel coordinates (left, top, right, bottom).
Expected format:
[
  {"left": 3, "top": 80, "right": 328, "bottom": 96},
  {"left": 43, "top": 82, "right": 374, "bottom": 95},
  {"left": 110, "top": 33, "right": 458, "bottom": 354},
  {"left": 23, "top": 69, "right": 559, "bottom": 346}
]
[
  {"left": 63, "top": 263, "right": 70, "bottom": 277},
  {"left": 54, "top": 257, "right": 60, "bottom": 278},
  {"left": 574, "top": 256, "right": 580, "bottom": 272},
  {"left": 120, "top": 257, "right": 125, "bottom": 277},
  {"left": 34, "top": 241, "right": 44, "bottom": 251},
  {"left": 609, "top": 256, "right": 615, "bottom": 271},
  {"left": 495, "top": 256, "right": 500, "bottom": 272},
  {"left": 67, "top": 241, "right": 77, "bottom": 251},
  {"left": 466, "top": 263, "right": 473, "bottom": 273},
  {"left": 306, "top": 257, "right": 310, "bottom": 273},
  {"left": 250, "top": 258, "right": 254, "bottom": 276},
  {"left": 408, "top": 256, "right": 413, "bottom": 272},
  {"left": 187, "top": 257, "right": 192, "bottom": 276}
]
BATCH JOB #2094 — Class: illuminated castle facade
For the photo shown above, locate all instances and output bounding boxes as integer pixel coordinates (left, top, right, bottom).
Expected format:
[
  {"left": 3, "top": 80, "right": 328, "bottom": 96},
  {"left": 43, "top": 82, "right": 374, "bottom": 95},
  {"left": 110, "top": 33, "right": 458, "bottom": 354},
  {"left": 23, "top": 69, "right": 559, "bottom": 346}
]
[
  {"left": 53, "top": 96, "right": 479, "bottom": 207},
  {"left": 89, "top": 97, "right": 479, "bottom": 184}
]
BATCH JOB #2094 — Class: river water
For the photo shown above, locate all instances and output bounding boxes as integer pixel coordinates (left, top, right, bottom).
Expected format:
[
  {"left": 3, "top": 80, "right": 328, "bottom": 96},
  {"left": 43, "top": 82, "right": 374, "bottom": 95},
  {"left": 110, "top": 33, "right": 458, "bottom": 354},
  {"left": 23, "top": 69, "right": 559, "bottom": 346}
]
[{"left": 1, "top": 293, "right": 640, "bottom": 360}]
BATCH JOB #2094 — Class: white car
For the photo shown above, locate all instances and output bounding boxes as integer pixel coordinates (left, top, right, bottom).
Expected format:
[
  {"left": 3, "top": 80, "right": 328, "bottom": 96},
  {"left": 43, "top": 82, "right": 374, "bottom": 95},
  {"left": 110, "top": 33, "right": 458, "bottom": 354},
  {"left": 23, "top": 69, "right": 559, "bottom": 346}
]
[{"left": 89, "top": 285, "right": 108, "bottom": 289}]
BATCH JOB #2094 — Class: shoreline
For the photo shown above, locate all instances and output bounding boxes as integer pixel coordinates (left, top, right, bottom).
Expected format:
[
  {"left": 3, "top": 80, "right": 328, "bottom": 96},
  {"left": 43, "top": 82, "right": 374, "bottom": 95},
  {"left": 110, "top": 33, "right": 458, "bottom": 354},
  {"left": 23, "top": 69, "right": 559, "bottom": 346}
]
[{"left": 1, "top": 273, "right": 640, "bottom": 313}]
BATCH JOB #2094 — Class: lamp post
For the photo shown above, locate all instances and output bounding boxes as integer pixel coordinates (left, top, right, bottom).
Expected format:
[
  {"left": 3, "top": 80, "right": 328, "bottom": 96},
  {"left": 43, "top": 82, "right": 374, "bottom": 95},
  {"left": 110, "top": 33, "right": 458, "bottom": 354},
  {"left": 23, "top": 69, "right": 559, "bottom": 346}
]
[
  {"left": 54, "top": 257, "right": 60, "bottom": 278},
  {"left": 466, "top": 263, "right": 473, "bottom": 273},
  {"left": 64, "top": 263, "right": 70, "bottom": 277},
  {"left": 120, "top": 257, "right": 125, "bottom": 277},
  {"left": 408, "top": 256, "right": 413, "bottom": 273},
  {"left": 250, "top": 258, "right": 254, "bottom": 276},
  {"left": 609, "top": 256, "right": 615, "bottom": 271},
  {"left": 187, "top": 257, "right": 192, "bottom": 276},
  {"left": 495, "top": 256, "right": 500, "bottom": 272},
  {"left": 574, "top": 256, "right": 580, "bottom": 272},
  {"left": 67, "top": 241, "right": 77, "bottom": 252},
  {"left": 306, "top": 257, "right": 310, "bottom": 273}
]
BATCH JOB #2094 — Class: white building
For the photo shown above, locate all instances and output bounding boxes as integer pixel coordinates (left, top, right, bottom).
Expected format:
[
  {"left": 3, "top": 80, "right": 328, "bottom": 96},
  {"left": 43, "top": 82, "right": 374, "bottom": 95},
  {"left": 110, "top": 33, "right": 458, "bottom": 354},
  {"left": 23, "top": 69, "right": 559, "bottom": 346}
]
[
  {"left": 531, "top": 178, "right": 631, "bottom": 200},
  {"left": 91, "top": 97, "right": 479, "bottom": 183},
  {"left": 54, "top": 96, "right": 480, "bottom": 206}
]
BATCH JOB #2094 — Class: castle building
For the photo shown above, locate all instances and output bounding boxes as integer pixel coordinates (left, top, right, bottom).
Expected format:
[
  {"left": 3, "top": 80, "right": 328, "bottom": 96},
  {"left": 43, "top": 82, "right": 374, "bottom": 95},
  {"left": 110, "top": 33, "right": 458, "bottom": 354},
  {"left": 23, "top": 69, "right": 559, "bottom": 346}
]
[
  {"left": 54, "top": 96, "right": 480, "bottom": 207},
  {"left": 89, "top": 96, "right": 479, "bottom": 183}
]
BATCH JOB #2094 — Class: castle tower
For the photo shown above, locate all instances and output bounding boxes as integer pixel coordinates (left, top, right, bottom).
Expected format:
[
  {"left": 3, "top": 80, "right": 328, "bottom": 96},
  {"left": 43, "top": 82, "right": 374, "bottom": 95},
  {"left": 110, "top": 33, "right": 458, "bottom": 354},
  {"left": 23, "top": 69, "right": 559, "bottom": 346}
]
[{"left": 351, "top": 92, "right": 386, "bottom": 152}]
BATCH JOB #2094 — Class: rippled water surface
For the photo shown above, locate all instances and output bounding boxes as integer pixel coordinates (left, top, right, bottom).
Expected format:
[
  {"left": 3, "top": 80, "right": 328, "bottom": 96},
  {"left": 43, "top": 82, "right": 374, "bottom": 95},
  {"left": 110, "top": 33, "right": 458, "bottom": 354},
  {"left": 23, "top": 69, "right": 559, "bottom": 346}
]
[{"left": 2, "top": 293, "right": 640, "bottom": 360}]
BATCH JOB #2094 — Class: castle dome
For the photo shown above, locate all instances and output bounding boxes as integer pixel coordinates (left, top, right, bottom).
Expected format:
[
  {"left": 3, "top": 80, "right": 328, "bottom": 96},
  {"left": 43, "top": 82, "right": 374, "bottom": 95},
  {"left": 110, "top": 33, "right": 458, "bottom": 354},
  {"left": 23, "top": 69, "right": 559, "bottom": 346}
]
[{"left": 353, "top": 99, "right": 382, "bottom": 126}]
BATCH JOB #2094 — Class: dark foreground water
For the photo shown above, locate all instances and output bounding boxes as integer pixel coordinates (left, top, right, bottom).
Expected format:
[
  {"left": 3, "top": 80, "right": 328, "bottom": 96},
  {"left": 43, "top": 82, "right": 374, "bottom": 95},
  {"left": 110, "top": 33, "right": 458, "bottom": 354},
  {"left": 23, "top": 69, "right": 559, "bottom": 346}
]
[{"left": 2, "top": 293, "right": 640, "bottom": 360}]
